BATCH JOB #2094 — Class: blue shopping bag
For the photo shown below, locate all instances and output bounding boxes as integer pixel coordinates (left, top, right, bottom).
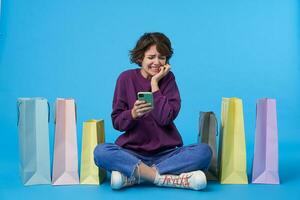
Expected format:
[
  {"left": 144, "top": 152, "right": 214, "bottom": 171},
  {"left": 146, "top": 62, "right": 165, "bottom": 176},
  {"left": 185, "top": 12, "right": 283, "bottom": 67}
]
[{"left": 17, "top": 98, "right": 51, "bottom": 185}]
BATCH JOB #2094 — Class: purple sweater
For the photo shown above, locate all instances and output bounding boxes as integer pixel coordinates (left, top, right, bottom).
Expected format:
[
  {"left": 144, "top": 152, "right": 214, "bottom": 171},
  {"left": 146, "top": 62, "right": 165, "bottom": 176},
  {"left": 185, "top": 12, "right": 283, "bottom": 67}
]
[{"left": 111, "top": 68, "right": 183, "bottom": 155}]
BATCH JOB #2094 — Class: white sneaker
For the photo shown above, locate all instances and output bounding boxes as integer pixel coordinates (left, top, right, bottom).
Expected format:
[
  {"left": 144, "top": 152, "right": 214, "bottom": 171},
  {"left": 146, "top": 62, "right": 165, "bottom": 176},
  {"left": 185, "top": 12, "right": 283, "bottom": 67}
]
[
  {"left": 111, "top": 171, "right": 138, "bottom": 189},
  {"left": 154, "top": 170, "right": 207, "bottom": 190}
]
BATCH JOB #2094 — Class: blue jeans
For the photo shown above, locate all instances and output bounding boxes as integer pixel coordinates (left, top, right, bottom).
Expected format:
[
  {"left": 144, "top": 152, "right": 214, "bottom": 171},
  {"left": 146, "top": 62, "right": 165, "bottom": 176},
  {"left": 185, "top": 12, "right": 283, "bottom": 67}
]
[{"left": 94, "top": 143, "right": 212, "bottom": 178}]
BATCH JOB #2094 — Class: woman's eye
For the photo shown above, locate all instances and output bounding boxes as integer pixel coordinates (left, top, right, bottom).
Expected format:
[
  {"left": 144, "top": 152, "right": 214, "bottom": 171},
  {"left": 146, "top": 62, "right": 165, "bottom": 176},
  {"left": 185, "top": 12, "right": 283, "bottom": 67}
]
[
  {"left": 148, "top": 56, "right": 154, "bottom": 59},
  {"left": 159, "top": 57, "right": 166, "bottom": 60}
]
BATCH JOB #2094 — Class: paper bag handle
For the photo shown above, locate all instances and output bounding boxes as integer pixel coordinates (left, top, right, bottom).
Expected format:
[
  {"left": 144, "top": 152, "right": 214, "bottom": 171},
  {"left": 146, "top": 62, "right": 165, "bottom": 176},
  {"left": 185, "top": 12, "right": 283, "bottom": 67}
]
[{"left": 17, "top": 101, "right": 21, "bottom": 126}]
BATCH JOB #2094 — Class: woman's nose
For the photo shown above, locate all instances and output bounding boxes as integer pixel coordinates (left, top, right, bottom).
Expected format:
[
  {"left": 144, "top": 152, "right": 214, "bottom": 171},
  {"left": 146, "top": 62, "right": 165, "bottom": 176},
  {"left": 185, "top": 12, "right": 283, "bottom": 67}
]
[{"left": 153, "top": 57, "right": 161, "bottom": 65}]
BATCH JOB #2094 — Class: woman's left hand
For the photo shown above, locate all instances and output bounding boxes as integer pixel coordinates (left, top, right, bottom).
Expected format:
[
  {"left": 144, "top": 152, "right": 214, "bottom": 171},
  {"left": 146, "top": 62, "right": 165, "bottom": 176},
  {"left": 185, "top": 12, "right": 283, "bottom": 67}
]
[{"left": 151, "top": 64, "right": 171, "bottom": 84}]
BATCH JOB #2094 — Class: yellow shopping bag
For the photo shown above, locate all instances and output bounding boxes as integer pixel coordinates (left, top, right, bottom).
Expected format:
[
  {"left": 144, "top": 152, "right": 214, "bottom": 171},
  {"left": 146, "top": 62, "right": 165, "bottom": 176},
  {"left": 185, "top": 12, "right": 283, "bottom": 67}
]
[
  {"left": 80, "top": 119, "right": 106, "bottom": 184},
  {"left": 219, "top": 98, "right": 248, "bottom": 184}
]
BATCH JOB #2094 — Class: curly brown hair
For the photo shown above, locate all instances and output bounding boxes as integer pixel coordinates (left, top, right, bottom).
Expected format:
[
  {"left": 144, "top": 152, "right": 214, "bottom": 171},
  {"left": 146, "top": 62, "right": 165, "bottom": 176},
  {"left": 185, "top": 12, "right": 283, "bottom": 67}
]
[{"left": 130, "top": 32, "right": 173, "bottom": 66}]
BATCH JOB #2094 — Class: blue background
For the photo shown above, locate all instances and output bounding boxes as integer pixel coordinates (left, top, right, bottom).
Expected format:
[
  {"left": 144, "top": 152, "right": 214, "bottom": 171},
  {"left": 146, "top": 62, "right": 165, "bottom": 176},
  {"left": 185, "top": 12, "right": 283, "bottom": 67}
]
[{"left": 0, "top": 0, "right": 299, "bottom": 199}]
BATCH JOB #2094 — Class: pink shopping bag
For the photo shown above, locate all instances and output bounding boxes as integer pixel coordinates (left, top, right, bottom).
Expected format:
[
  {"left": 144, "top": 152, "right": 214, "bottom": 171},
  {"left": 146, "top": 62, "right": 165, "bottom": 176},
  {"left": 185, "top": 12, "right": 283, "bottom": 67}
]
[{"left": 52, "top": 98, "right": 79, "bottom": 185}]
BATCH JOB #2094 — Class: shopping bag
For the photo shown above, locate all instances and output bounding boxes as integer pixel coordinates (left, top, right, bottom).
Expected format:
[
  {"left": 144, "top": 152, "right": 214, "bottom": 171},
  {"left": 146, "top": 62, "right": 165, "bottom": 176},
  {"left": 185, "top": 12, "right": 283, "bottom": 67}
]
[
  {"left": 52, "top": 98, "right": 79, "bottom": 185},
  {"left": 17, "top": 98, "right": 51, "bottom": 185},
  {"left": 198, "top": 111, "right": 219, "bottom": 181},
  {"left": 252, "top": 98, "right": 280, "bottom": 184},
  {"left": 80, "top": 119, "right": 106, "bottom": 184},
  {"left": 219, "top": 97, "right": 248, "bottom": 184}
]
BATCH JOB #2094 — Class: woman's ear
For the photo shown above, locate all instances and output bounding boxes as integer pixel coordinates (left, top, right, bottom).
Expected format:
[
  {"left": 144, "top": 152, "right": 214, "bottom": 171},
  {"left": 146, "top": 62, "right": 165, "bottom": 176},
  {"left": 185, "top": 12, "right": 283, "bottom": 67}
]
[{"left": 137, "top": 58, "right": 142, "bottom": 65}]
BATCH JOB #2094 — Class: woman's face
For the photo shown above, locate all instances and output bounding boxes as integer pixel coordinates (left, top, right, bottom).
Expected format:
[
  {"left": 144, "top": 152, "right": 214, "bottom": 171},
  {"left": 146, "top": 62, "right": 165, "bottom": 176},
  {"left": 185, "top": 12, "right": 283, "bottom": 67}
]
[{"left": 140, "top": 45, "right": 167, "bottom": 79}]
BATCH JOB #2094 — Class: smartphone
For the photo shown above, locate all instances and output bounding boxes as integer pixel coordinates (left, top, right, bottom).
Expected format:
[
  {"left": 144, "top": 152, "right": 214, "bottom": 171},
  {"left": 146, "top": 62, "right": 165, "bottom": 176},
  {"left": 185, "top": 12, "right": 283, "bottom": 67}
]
[{"left": 137, "top": 92, "right": 153, "bottom": 108}]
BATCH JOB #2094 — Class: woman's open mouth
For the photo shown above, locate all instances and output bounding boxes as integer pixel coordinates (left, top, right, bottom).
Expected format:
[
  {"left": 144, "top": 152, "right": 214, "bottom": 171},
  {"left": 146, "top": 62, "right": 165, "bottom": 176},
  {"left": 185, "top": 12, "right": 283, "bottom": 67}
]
[{"left": 150, "top": 66, "right": 160, "bottom": 73}]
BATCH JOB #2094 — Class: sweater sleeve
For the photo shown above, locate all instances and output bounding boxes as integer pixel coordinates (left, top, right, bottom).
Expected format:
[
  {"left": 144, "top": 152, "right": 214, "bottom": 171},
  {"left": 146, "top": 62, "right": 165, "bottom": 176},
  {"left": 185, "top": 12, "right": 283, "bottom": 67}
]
[
  {"left": 111, "top": 73, "right": 137, "bottom": 132},
  {"left": 151, "top": 73, "right": 181, "bottom": 126}
]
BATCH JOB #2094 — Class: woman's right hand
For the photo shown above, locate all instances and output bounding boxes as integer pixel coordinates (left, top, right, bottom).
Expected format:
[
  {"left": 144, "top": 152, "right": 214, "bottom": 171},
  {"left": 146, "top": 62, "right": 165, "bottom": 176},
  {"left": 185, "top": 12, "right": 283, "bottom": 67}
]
[{"left": 131, "top": 100, "right": 153, "bottom": 119}]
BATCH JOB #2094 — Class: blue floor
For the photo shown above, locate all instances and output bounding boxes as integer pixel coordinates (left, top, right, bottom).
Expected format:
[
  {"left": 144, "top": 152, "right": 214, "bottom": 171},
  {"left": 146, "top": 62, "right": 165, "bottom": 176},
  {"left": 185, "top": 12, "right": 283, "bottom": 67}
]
[{"left": 1, "top": 141, "right": 299, "bottom": 200}]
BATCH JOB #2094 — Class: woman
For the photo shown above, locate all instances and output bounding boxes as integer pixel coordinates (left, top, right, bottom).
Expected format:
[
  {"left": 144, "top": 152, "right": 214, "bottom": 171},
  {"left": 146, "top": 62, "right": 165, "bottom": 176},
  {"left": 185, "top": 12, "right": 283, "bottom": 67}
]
[{"left": 94, "top": 32, "right": 212, "bottom": 190}]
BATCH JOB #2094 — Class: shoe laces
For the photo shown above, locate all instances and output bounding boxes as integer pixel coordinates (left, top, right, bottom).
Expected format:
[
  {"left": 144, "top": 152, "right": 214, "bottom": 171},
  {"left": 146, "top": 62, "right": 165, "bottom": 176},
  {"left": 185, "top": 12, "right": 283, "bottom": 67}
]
[
  {"left": 124, "top": 175, "right": 138, "bottom": 186},
  {"left": 161, "top": 173, "right": 193, "bottom": 187}
]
